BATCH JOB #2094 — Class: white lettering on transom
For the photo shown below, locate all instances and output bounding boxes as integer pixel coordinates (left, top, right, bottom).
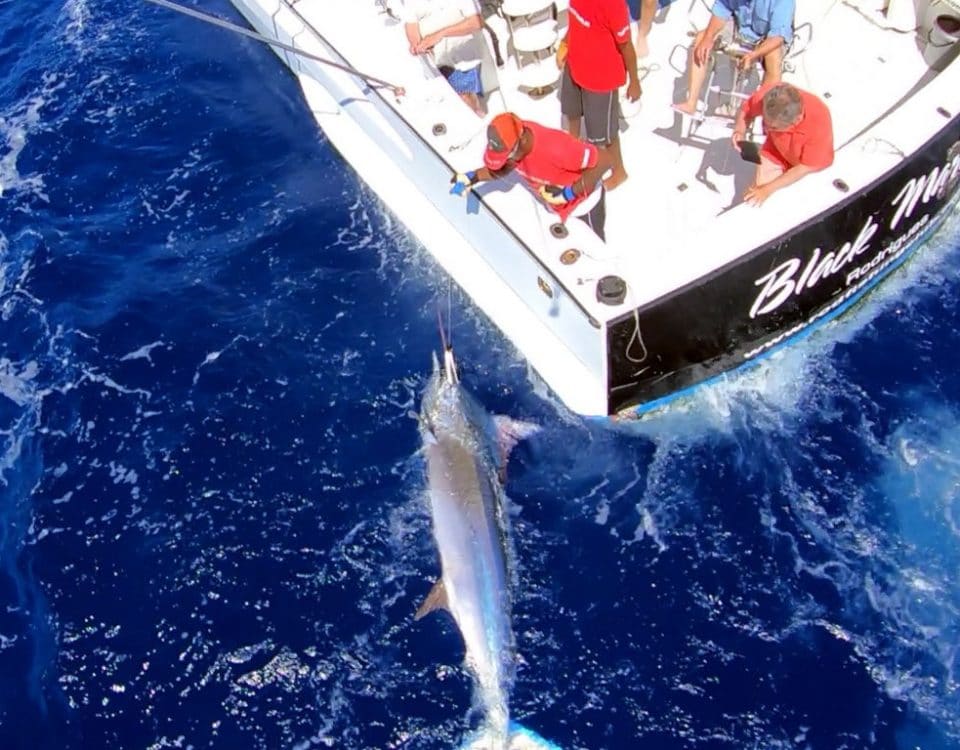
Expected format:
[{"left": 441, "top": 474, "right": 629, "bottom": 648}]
[
  {"left": 748, "top": 143, "right": 960, "bottom": 320},
  {"left": 889, "top": 154, "right": 960, "bottom": 232},
  {"left": 749, "top": 215, "right": 878, "bottom": 318}
]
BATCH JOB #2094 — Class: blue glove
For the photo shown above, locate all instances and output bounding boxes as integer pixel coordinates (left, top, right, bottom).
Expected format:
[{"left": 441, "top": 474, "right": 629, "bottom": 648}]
[
  {"left": 449, "top": 170, "right": 478, "bottom": 196},
  {"left": 538, "top": 184, "right": 577, "bottom": 205}
]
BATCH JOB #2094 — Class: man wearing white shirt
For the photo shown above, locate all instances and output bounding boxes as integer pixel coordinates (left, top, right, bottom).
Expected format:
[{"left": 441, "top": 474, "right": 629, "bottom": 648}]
[{"left": 403, "top": 0, "right": 486, "bottom": 115}]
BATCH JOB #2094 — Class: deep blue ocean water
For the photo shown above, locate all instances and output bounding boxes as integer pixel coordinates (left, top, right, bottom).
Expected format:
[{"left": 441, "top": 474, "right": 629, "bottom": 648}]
[{"left": 1, "top": 1, "right": 959, "bottom": 748}]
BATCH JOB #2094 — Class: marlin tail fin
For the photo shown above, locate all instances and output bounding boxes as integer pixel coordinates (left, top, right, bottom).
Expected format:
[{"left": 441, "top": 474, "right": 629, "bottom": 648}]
[{"left": 461, "top": 722, "right": 562, "bottom": 750}]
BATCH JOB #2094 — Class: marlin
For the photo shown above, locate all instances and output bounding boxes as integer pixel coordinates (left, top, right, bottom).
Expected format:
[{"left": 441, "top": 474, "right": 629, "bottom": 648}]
[{"left": 417, "top": 346, "right": 558, "bottom": 750}]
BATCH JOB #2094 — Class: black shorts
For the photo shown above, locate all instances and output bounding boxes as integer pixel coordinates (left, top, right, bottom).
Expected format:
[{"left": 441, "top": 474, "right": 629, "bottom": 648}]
[
  {"left": 559, "top": 67, "right": 621, "bottom": 146},
  {"left": 572, "top": 187, "right": 606, "bottom": 241}
]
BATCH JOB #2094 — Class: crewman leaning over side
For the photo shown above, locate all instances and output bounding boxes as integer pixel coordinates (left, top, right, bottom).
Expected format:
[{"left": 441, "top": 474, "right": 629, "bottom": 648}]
[
  {"left": 450, "top": 112, "right": 614, "bottom": 239},
  {"left": 733, "top": 82, "right": 834, "bottom": 206},
  {"left": 557, "top": 0, "right": 640, "bottom": 191}
]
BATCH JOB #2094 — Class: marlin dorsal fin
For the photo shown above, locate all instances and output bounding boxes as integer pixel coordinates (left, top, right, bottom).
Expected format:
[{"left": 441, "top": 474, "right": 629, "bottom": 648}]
[{"left": 414, "top": 580, "right": 448, "bottom": 621}]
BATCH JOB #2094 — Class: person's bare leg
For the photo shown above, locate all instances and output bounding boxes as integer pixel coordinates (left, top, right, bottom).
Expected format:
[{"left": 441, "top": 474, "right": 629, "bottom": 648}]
[
  {"left": 560, "top": 69, "right": 582, "bottom": 138},
  {"left": 459, "top": 92, "right": 484, "bottom": 116},
  {"left": 745, "top": 155, "right": 783, "bottom": 194},
  {"left": 602, "top": 137, "right": 628, "bottom": 190},
  {"left": 760, "top": 44, "right": 784, "bottom": 87},
  {"left": 674, "top": 30, "right": 709, "bottom": 114},
  {"left": 635, "top": 0, "right": 657, "bottom": 58}
]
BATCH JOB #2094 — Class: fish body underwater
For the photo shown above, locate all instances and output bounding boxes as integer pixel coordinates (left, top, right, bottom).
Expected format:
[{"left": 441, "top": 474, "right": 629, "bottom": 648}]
[{"left": 417, "top": 349, "right": 557, "bottom": 750}]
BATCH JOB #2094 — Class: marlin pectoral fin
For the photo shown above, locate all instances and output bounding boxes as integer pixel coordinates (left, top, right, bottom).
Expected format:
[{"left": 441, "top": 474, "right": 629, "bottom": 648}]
[
  {"left": 493, "top": 416, "right": 540, "bottom": 464},
  {"left": 414, "top": 579, "right": 449, "bottom": 620}
]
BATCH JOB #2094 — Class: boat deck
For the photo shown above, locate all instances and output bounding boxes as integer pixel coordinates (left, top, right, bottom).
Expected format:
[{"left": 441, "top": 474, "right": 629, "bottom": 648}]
[{"left": 289, "top": 0, "right": 945, "bottom": 324}]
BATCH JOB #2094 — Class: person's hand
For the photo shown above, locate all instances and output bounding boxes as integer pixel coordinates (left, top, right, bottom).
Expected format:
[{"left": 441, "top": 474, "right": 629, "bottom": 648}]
[
  {"left": 731, "top": 128, "right": 745, "bottom": 150},
  {"left": 406, "top": 28, "right": 422, "bottom": 55},
  {"left": 415, "top": 32, "right": 441, "bottom": 53},
  {"left": 556, "top": 38, "right": 568, "bottom": 68},
  {"left": 693, "top": 36, "right": 713, "bottom": 67},
  {"left": 625, "top": 77, "right": 641, "bottom": 103},
  {"left": 737, "top": 51, "right": 756, "bottom": 70},
  {"left": 538, "top": 184, "right": 576, "bottom": 206},
  {"left": 450, "top": 171, "right": 478, "bottom": 196},
  {"left": 743, "top": 182, "right": 774, "bottom": 206}
]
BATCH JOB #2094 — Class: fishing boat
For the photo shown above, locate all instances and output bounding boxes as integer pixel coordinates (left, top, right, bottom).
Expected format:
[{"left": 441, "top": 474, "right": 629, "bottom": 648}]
[{"left": 176, "top": 0, "right": 960, "bottom": 416}]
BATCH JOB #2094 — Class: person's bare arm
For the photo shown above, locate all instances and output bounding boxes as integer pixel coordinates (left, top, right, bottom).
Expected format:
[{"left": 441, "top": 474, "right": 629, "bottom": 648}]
[
  {"left": 744, "top": 163, "right": 815, "bottom": 205},
  {"left": 694, "top": 14, "right": 726, "bottom": 65},
  {"left": 574, "top": 149, "right": 615, "bottom": 196},
  {"left": 636, "top": 0, "right": 657, "bottom": 54},
  {"left": 556, "top": 34, "right": 568, "bottom": 67},
  {"left": 731, "top": 106, "right": 754, "bottom": 151},
  {"left": 739, "top": 35, "right": 783, "bottom": 69},
  {"left": 404, "top": 22, "right": 421, "bottom": 54},
  {"left": 475, "top": 164, "right": 514, "bottom": 182},
  {"left": 450, "top": 164, "right": 514, "bottom": 195},
  {"left": 617, "top": 40, "right": 641, "bottom": 101},
  {"left": 415, "top": 14, "right": 482, "bottom": 52}
]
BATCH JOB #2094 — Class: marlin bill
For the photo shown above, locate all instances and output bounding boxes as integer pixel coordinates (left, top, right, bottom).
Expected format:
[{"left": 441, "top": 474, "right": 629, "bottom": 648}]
[{"left": 416, "top": 347, "right": 559, "bottom": 750}]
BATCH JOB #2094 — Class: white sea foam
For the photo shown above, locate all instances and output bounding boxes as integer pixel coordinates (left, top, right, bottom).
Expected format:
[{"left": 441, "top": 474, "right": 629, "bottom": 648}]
[
  {"left": 0, "top": 95, "right": 48, "bottom": 203},
  {"left": 119, "top": 340, "right": 165, "bottom": 363},
  {"left": 62, "top": 0, "right": 90, "bottom": 44},
  {"left": 191, "top": 335, "right": 249, "bottom": 386},
  {"left": 625, "top": 203, "right": 960, "bottom": 436}
]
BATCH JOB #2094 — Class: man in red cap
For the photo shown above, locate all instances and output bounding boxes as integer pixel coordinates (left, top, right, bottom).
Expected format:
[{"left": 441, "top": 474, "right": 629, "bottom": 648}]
[
  {"left": 732, "top": 82, "right": 833, "bottom": 205},
  {"left": 557, "top": 0, "right": 640, "bottom": 191},
  {"left": 450, "top": 112, "right": 614, "bottom": 239}
]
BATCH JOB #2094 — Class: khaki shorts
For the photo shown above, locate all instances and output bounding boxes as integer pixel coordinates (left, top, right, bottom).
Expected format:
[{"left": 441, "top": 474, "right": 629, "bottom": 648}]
[{"left": 716, "top": 19, "right": 761, "bottom": 51}]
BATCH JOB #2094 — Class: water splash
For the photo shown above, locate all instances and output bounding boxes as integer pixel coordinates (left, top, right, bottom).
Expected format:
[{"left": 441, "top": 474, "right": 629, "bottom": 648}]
[{"left": 0, "top": 91, "right": 50, "bottom": 203}]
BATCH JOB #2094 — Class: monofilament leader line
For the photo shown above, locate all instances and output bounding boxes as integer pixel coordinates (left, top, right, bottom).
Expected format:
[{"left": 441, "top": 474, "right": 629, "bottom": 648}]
[{"left": 145, "top": 0, "right": 406, "bottom": 98}]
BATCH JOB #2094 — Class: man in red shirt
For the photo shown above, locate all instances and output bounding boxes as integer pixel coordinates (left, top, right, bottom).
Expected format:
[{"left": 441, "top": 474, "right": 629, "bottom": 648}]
[
  {"left": 557, "top": 0, "right": 640, "bottom": 191},
  {"left": 450, "top": 112, "right": 614, "bottom": 239},
  {"left": 732, "top": 82, "right": 833, "bottom": 206}
]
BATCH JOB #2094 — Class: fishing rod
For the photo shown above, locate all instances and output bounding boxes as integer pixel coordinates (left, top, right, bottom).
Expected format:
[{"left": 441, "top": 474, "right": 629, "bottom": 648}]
[{"left": 145, "top": 0, "right": 406, "bottom": 97}]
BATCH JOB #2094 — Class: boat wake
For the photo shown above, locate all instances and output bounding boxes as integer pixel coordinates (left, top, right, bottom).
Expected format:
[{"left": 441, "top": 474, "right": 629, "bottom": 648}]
[{"left": 498, "top": 206, "right": 960, "bottom": 746}]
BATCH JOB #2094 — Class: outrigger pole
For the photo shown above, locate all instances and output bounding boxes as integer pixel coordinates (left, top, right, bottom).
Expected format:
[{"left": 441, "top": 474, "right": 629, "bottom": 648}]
[{"left": 144, "top": 0, "right": 406, "bottom": 97}]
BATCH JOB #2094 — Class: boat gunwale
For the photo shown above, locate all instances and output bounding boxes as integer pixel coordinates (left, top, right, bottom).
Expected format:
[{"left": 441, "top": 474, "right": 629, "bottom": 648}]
[{"left": 278, "top": 0, "right": 603, "bottom": 329}]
